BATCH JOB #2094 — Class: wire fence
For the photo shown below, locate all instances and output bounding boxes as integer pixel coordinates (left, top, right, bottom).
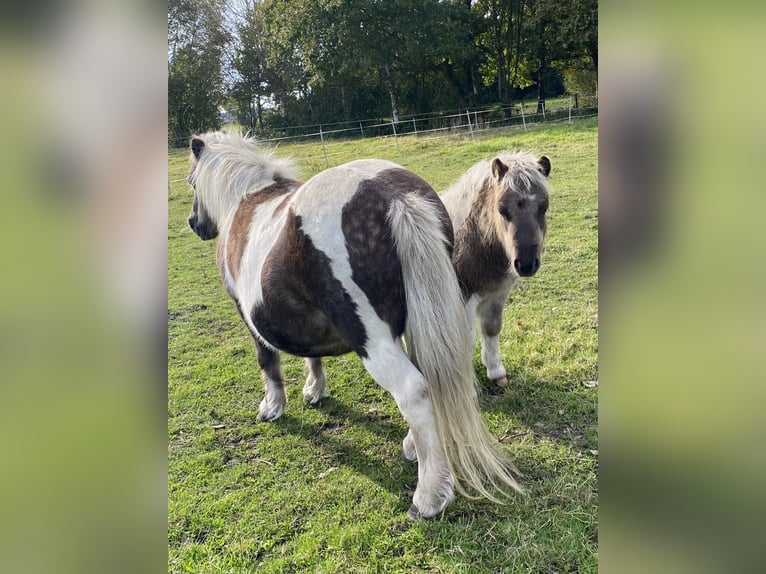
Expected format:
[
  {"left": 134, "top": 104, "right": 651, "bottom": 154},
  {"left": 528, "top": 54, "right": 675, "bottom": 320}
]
[{"left": 169, "top": 95, "right": 597, "bottom": 172}]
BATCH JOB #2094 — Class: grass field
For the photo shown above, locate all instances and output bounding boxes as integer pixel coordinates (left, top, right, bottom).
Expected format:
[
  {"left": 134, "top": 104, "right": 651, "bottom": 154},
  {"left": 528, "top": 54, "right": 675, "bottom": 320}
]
[{"left": 168, "top": 119, "right": 598, "bottom": 573}]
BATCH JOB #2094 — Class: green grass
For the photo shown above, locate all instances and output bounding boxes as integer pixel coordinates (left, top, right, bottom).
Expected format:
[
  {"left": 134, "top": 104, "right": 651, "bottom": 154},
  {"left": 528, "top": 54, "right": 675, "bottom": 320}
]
[{"left": 168, "top": 119, "right": 598, "bottom": 573}]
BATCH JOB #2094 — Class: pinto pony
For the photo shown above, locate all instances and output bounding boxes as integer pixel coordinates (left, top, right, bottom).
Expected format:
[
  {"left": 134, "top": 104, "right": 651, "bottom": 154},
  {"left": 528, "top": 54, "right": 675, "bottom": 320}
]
[
  {"left": 186, "top": 131, "right": 520, "bottom": 518},
  {"left": 441, "top": 152, "right": 552, "bottom": 387}
]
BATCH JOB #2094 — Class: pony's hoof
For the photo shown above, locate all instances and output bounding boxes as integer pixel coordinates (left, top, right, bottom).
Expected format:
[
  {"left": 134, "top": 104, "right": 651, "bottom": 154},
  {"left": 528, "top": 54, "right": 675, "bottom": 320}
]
[
  {"left": 492, "top": 376, "right": 509, "bottom": 388},
  {"left": 256, "top": 400, "right": 284, "bottom": 421},
  {"left": 407, "top": 501, "right": 449, "bottom": 520},
  {"left": 256, "top": 410, "right": 280, "bottom": 422},
  {"left": 302, "top": 390, "right": 329, "bottom": 405},
  {"left": 407, "top": 504, "right": 422, "bottom": 520},
  {"left": 410, "top": 486, "right": 455, "bottom": 519}
]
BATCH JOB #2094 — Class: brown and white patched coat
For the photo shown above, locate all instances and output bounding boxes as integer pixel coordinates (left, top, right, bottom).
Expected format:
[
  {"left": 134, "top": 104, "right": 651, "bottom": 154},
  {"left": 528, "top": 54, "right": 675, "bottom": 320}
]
[{"left": 186, "top": 131, "right": 522, "bottom": 519}]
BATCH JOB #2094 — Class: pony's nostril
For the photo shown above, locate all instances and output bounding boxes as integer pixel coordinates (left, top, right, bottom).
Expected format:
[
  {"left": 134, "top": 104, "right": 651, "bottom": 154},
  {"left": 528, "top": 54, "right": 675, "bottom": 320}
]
[{"left": 514, "top": 257, "right": 539, "bottom": 277}]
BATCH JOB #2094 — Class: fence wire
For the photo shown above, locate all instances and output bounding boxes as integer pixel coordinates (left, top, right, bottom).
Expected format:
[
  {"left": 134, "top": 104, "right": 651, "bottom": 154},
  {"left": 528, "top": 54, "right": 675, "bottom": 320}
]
[{"left": 169, "top": 97, "right": 598, "bottom": 150}]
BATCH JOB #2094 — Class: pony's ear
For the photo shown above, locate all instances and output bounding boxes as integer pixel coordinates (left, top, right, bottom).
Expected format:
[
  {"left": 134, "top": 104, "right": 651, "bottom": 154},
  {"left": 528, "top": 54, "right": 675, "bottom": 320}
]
[
  {"left": 492, "top": 158, "right": 509, "bottom": 180},
  {"left": 538, "top": 155, "right": 551, "bottom": 177},
  {"left": 190, "top": 136, "right": 205, "bottom": 159}
]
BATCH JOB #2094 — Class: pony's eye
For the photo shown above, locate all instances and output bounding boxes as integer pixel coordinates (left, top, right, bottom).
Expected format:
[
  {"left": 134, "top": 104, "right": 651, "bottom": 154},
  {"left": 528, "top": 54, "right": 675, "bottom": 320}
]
[
  {"left": 538, "top": 201, "right": 549, "bottom": 214},
  {"left": 499, "top": 205, "right": 512, "bottom": 221}
]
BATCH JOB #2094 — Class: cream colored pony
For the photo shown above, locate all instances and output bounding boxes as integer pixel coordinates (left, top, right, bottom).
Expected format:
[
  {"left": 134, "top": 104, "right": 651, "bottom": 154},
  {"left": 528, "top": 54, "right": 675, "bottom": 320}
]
[{"left": 441, "top": 152, "right": 551, "bottom": 387}]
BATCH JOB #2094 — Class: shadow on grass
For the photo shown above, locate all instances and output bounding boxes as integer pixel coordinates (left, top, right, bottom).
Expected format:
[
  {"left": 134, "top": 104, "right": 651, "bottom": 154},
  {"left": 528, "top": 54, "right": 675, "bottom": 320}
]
[
  {"left": 474, "top": 365, "right": 598, "bottom": 487},
  {"left": 275, "top": 370, "right": 596, "bottom": 500},
  {"left": 260, "top": 360, "right": 597, "bottom": 490},
  {"left": 206, "top": 352, "right": 596, "bottom": 517},
  {"left": 271, "top": 395, "right": 414, "bottom": 512}
]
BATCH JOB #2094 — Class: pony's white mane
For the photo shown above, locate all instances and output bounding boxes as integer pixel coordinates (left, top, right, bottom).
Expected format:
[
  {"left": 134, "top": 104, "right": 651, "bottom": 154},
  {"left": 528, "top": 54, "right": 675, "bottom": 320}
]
[
  {"left": 189, "top": 130, "right": 298, "bottom": 225},
  {"left": 441, "top": 151, "right": 550, "bottom": 230}
]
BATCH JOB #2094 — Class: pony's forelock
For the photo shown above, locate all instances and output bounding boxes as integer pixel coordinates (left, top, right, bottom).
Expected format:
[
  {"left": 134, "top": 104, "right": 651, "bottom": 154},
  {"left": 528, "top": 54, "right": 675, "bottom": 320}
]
[
  {"left": 449, "top": 151, "right": 549, "bottom": 201},
  {"left": 496, "top": 151, "right": 550, "bottom": 197}
]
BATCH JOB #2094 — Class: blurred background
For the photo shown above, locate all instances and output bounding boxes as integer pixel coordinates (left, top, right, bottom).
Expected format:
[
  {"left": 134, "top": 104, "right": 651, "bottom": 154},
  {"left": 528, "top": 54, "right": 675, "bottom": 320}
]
[
  {"left": 0, "top": 1, "right": 167, "bottom": 573},
  {"left": 600, "top": 1, "right": 766, "bottom": 572},
  {"left": 0, "top": 0, "right": 764, "bottom": 572}
]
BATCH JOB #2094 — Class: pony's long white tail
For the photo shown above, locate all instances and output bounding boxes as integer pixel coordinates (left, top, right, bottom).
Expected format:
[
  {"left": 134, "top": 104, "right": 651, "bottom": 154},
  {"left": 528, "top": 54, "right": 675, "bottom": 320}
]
[{"left": 387, "top": 194, "right": 522, "bottom": 502}]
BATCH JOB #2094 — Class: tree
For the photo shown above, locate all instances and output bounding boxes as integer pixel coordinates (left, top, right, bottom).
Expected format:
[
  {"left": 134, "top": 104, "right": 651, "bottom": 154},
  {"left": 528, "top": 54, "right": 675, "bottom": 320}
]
[
  {"left": 525, "top": 0, "right": 597, "bottom": 112},
  {"left": 168, "top": 0, "right": 232, "bottom": 143},
  {"left": 474, "top": 0, "right": 528, "bottom": 107},
  {"left": 255, "top": 0, "right": 472, "bottom": 123},
  {"left": 424, "top": 0, "right": 484, "bottom": 110},
  {"left": 523, "top": 0, "right": 559, "bottom": 113},
  {"left": 170, "top": 0, "right": 597, "bottom": 135},
  {"left": 556, "top": 0, "right": 598, "bottom": 101},
  {"left": 231, "top": 4, "right": 270, "bottom": 130}
]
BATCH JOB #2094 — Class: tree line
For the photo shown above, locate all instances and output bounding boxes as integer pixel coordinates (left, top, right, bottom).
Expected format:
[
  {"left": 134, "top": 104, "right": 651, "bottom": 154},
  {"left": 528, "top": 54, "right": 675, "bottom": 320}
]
[{"left": 168, "top": 0, "right": 597, "bottom": 145}]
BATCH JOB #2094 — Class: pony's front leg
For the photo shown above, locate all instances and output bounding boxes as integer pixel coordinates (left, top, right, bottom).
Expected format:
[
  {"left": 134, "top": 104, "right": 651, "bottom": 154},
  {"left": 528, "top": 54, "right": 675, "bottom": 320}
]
[
  {"left": 477, "top": 296, "right": 508, "bottom": 387},
  {"left": 363, "top": 341, "right": 455, "bottom": 519},
  {"left": 254, "top": 340, "right": 287, "bottom": 422},
  {"left": 302, "top": 357, "right": 329, "bottom": 404}
]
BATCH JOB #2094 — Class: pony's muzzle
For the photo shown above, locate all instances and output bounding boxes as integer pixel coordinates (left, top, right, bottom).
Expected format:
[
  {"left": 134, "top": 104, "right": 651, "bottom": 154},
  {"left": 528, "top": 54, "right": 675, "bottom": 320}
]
[
  {"left": 188, "top": 215, "right": 216, "bottom": 241},
  {"left": 514, "top": 256, "right": 540, "bottom": 277},
  {"left": 187, "top": 214, "right": 202, "bottom": 237}
]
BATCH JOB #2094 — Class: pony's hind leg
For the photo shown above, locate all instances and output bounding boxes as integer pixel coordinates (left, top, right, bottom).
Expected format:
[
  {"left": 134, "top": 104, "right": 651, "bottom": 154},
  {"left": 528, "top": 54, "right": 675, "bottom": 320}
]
[
  {"left": 302, "top": 357, "right": 329, "bottom": 404},
  {"left": 254, "top": 340, "right": 287, "bottom": 421},
  {"left": 363, "top": 340, "right": 455, "bottom": 519},
  {"left": 477, "top": 295, "right": 509, "bottom": 387}
]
